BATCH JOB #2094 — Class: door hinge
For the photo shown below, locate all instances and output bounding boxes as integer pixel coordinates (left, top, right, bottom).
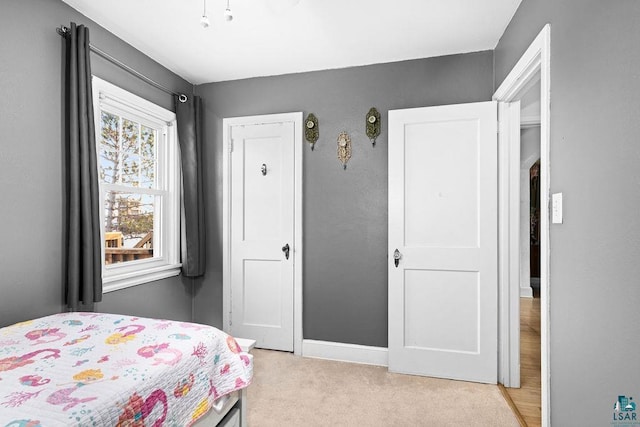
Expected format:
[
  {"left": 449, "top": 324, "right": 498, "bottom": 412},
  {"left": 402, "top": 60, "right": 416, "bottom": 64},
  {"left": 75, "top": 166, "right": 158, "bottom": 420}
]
[{"left": 228, "top": 139, "right": 234, "bottom": 153}]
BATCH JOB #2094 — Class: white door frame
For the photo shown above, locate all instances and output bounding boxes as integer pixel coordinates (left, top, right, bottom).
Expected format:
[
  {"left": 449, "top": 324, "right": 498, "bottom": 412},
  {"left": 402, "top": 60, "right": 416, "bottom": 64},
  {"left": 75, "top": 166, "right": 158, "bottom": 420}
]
[
  {"left": 496, "top": 100, "right": 521, "bottom": 388},
  {"left": 493, "top": 24, "right": 550, "bottom": 427},
  {"left": 222, "top": 112, "right": 303, "bottom": 356}
]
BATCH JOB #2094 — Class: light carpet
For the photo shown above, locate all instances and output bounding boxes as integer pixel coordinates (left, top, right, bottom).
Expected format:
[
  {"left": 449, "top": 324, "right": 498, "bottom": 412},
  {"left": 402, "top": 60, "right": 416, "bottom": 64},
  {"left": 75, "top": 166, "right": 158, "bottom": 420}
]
[{"left": 247, "top": 349, "right": 519, "bottom": 426}]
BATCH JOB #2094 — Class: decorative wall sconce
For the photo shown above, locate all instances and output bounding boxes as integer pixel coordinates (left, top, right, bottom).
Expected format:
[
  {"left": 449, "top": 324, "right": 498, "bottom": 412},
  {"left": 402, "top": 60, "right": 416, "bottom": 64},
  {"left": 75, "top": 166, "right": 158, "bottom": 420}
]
[
  {"left": 337, "top": 131, "right": 352, "bottom": 170},
  {"left": 366, "top": 107, "right": 381, "bottom": 146},
  {"left": 304, "top": 113, "right": 319, "bottom": 150}
]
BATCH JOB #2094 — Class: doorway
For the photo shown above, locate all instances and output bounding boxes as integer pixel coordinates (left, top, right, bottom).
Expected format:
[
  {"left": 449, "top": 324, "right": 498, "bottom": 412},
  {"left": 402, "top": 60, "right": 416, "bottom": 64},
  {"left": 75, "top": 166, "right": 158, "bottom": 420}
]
[
  {"left": 493, "top": 24, "right": 551, "bottom": 427},
  {"left": 222, "top": 112, "right": 303, "bottom": 354},
  {"left": 504, "top": 82, "right": 542, "bottom": 426}
]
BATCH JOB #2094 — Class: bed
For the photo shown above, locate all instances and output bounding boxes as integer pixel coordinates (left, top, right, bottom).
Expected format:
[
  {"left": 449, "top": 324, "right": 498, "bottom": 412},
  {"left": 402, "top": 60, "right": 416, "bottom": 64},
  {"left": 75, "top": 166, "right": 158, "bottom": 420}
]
[{"left": 0, "top": 313, "right": 253, "bottom": 427}]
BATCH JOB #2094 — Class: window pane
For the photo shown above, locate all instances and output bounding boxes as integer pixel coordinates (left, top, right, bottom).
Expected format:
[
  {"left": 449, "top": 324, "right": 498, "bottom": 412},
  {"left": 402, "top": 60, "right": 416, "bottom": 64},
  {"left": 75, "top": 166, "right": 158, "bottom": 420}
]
[
  {"left": 121, "top": 119, "right": 141, "bottom": 186},
  {"left": 98, "top": 113, "right": 153, "bottom": 188},
  {"left": 140, "top": 125, "right": 156, "bottom": 189},
  {"left": 122, "top": 153, "right": 141, "bottom": 187},
  {"left": 103, "top": 191, "right": 156, "bottom": 265},
  {"left": 99, "top": 111, "right": 119, "bottom": 184}
]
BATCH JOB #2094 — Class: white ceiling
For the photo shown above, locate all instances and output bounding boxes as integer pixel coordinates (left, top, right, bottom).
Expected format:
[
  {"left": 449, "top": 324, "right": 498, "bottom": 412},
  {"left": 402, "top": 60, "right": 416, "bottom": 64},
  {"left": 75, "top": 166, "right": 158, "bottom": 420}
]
[{"left": 61, "top": 0, "right": 522, "bottom": 85}]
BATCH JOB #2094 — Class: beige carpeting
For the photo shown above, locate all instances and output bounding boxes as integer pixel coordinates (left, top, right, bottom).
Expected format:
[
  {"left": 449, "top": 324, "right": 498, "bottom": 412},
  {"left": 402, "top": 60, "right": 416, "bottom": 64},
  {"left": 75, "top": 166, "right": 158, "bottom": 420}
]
[{"left": 247, "top": 349, "right": 519, "bottom": 426}]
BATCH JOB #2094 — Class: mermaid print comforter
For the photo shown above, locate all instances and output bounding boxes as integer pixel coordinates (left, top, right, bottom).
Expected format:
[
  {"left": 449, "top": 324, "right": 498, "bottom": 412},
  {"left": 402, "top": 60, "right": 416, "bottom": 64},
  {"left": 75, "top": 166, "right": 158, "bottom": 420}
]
[{"left": 0, "top": 313, "right": 253, "bottom": 426}]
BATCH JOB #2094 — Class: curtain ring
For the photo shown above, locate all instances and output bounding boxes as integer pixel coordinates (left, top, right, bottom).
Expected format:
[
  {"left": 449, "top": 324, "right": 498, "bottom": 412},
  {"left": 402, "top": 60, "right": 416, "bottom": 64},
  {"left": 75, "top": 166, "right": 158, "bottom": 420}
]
[{"left": 178, "top": 94, "right": 188, "bottom": 103}]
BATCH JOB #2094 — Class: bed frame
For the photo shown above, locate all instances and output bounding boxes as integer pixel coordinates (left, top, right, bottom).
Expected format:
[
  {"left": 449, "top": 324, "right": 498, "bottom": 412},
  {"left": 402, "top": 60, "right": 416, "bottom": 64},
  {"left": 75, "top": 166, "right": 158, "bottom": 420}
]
[{"left": 194, "top": 389, "right": 244, "bottom": 427}]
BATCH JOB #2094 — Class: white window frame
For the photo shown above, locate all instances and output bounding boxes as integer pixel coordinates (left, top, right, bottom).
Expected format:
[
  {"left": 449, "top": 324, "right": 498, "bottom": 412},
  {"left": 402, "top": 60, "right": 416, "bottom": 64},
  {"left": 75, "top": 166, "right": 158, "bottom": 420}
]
[{"left": 92, "top": 76, "right": 181, "bottom": 293}]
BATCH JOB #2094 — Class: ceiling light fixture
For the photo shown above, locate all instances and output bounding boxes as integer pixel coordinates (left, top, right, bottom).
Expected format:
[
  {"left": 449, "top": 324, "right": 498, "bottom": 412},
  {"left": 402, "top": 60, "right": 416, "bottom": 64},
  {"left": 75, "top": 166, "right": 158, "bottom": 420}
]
[
  {"left": 200, "top": 0, "right": 210, "bottom": 28},
  {"left": 224, "top": 0, "right": 233, "bottom": 21}
]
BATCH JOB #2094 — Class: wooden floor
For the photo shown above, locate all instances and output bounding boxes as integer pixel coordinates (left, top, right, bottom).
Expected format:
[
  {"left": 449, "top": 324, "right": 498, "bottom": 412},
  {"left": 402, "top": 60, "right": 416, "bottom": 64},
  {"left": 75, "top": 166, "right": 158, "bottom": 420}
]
[{"left": 504, "top": 297, "right": 541, "bottom": 427}]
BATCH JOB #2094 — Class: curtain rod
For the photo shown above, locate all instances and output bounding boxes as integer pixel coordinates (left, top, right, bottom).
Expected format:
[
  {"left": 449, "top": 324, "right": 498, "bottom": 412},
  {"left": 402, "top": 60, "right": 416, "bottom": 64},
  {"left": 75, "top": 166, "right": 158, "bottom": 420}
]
[{"left": 57, "top": 26, "right": 188, "bottom": 102}]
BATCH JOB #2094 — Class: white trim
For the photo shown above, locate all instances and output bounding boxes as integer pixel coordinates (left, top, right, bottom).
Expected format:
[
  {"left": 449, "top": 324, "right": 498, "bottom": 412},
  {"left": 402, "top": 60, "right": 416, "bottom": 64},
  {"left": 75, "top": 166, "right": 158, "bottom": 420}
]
[
  {"left": 292, "top": 114, "right": 303, "bottom": 357},
  {"left": 95, "top": 80, "right": 176, "bottom": 123},
  {"left": 493, "top": 24, "right": 551, "bottom": 427},
  {"left": 520, "top": 115, "right": 541, "bottom": 128},
  {"left": 302, "top": 340, "right": 388, "bottom": 367},
  {"left": 102, "top": 264, "right": 181, "bottom": 293},
  {"left": 222, "top": 112, "right": 303, "bottom": 356},
  {"left": 222, "top": 121, "right": 231, "bottom": 341},
  {"left": 497, "top": 101, "right": 521, "bottom": 388},
  {"left": 494, "top": 32, "right": 544, "bottom": 101},
  {"left": 520, "top": 286, "right": 533, "bottom": 298}
]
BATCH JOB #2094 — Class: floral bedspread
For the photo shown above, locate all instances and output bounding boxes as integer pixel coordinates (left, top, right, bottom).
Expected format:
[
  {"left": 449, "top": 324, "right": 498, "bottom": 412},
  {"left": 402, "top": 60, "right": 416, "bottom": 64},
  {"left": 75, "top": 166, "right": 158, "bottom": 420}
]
[{"left": 0, "top": 313, "right": 253, "bottom": 427}]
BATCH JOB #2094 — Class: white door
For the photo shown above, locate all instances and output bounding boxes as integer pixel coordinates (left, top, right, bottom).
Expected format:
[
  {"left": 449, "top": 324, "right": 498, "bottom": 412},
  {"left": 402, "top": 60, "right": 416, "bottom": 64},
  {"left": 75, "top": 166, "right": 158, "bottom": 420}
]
[
  {"left": 388, "top": 101, "right": 498, "bottom": 384},
  {"left": 226, "top": 116, "right": 296, "bottom": 352}
]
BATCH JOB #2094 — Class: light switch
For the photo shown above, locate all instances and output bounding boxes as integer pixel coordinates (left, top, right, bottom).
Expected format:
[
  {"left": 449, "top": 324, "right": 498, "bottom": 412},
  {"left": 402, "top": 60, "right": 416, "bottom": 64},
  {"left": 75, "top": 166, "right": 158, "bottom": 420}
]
[{"left": 552, "top": 192, "right": 563, "bottom": 224}]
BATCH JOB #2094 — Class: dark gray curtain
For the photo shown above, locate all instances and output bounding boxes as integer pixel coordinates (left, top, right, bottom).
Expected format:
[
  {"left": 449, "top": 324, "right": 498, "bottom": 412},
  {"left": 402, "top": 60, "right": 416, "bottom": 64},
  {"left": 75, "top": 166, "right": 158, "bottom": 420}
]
[
  {"left": 176, "top": 95, "right": 206, "bottom": 277},
  {"left": 64, "top": 23, "right": 102, "bottom": 309}
]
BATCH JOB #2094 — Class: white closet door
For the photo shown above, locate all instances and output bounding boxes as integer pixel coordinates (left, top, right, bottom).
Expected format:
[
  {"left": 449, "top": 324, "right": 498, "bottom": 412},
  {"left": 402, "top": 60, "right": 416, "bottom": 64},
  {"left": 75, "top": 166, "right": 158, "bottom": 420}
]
[{"left": 228, "top": 120, "right": 295, "bottom": 352}]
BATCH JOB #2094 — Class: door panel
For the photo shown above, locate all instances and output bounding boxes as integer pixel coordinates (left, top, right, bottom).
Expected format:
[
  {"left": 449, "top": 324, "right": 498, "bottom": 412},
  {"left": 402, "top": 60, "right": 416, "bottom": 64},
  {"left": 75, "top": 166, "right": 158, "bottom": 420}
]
[
  {"left": 229, "top": 121, "right": 294, "bottom": 352},
  {"left": 242, "top": 260, "right": 282, "bottom": 327},
  {"left": 404, "top": 270, "right": 479, "bottom": 353},
  {"left": 243, "top": 136, "right": 282, "bottom": 241},
  {"left": 404, "top": 120, "right": 479, "bottom": 248},
  {"left": 389, "top": 101, "right": 497, "bottom": 384}
]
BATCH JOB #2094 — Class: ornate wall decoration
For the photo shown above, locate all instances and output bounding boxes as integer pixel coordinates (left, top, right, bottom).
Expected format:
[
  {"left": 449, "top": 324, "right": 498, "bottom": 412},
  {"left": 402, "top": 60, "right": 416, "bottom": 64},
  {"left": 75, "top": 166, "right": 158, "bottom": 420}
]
[
  {"left": 365, "top": 107, "right": 381, "bottom": 146},
  {"left": 337, "top": 131, "right": 351, "bottom": 170},
  {"left": 304, "top": 113, "right": 319, "bottom": 150}
]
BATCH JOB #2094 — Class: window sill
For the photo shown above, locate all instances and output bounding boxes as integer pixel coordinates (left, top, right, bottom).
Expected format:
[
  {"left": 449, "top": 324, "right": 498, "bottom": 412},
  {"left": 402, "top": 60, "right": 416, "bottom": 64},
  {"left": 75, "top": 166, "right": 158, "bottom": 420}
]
[{"left": 103, "top": 263, "right": 182, "bottom": 294}]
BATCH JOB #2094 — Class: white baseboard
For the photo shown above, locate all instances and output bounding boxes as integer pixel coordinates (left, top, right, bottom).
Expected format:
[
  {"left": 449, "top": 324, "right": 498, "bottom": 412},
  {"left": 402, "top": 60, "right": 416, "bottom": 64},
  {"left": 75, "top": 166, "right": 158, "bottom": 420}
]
[
  {"left": 302, "top": 339, "right": 388, "bottom": 367},
  {"left": 520, "top": 286, "right": 533, "bottom": 298}
]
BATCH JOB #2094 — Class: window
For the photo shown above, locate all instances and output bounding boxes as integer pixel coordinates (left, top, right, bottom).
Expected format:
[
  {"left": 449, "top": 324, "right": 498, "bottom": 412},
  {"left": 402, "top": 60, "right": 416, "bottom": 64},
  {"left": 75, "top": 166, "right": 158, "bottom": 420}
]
[{"left": 92, "top": 77, "right": 180, "bottom": 292}]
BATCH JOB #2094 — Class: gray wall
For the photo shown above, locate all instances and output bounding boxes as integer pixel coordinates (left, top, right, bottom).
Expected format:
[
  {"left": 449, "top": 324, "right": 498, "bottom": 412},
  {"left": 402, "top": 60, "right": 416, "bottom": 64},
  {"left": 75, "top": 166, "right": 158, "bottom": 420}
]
[
  {"left": 193, "top": 53, "right": 494, "bottom": 347},
  {"left": 495, "top": 1, "right": 640, "bottom": 425},
  {"left": 0, "top": 0, "right": 194, "bottom": 326}
]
